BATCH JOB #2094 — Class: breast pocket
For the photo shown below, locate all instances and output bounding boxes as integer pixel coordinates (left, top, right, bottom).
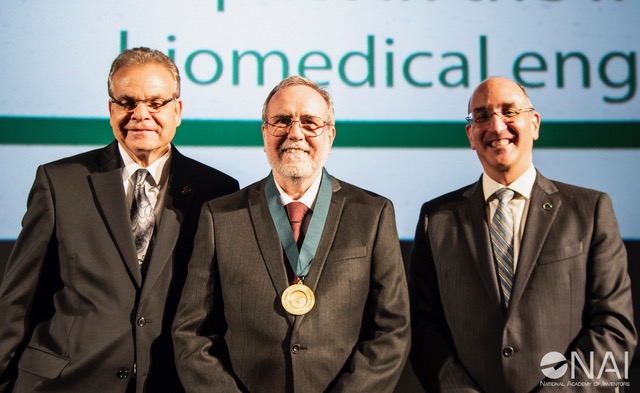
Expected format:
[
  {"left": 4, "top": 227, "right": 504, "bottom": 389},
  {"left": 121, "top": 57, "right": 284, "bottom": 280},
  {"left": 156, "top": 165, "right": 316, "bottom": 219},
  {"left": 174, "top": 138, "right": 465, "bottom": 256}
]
[
  {"left": 538, "top": 241, "right": 584, "bottom": 265},
  {"left": 328, "top": 245, "right": 368, "bottom": 261},
  {"left": 322, "top": 245, "right": 370, "bottom": 293}
]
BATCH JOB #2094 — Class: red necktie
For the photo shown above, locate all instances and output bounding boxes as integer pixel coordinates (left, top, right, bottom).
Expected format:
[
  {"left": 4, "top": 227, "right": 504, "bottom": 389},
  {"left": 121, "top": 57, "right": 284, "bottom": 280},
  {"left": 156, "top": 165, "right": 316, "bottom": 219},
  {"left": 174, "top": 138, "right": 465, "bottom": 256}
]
[
  {"left": 285, "top": 202, "right": 309, "bottom": 243},
  {"left": 285, "top": 202, "right": 309, "bottom": 284}
]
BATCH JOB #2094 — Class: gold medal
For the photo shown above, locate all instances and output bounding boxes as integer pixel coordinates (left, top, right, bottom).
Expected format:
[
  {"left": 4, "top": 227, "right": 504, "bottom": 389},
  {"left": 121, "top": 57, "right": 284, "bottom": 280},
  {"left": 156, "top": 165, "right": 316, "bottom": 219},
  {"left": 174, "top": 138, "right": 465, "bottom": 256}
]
[{"left": 281, "top": 282, "right": 315, "bottom": 315}]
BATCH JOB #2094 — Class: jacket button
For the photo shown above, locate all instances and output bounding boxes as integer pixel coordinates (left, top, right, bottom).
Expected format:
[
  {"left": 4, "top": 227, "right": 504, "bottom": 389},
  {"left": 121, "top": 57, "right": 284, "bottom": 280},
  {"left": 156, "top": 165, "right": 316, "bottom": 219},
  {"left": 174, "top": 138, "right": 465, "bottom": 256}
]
[
  {"left": 503, "top": 347, "right": 515, "bottom": 357},
  {"left": 137, "top": 317, "right": 146, "bottom": 327},
  {"left": 291, "top": 344, "right": 301, "bottom": 354},
  {"left": 116, "top": 368, "right": 129, "bottom": 379}
]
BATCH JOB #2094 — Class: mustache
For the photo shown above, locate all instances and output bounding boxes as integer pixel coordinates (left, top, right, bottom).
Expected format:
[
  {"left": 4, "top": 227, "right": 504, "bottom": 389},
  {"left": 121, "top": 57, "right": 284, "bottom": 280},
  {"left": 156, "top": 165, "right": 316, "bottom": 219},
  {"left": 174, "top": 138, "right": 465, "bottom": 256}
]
[
  {"left": 278, "top": 141, "right": 311, "bottom": 153},
  {"left": 483, "top": 127, "right": 517, "bottom": 142}
]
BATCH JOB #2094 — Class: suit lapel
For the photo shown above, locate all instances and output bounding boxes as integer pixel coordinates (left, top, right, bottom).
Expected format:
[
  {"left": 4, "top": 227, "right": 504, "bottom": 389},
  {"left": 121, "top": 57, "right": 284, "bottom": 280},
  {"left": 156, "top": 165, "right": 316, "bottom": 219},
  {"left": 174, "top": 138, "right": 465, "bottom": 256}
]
[
  {"left": 508, "top": 173, "right": 560, "bottom": 311},
  {"left": 249, "top": 178, "right": 291, "bottom": 302},
  {"left": 142, "top": 147, "right": 191, "bottom": 293},
  {"left": 301, "top": 177, "right": 342, "bottom": 293},
  {"left": 90, "top": 142, "right": 142, "bottom": 287},
  {"left": 460, "top": 181, "right": 502, "bottom": 305},
  {"left": 293, "top": 177, "right": 344, "bottom": 326}
]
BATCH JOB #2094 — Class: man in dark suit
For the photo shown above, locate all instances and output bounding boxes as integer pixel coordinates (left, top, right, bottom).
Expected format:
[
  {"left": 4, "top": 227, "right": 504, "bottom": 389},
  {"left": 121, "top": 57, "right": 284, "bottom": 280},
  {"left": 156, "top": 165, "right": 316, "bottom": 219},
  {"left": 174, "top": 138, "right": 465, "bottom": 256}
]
[
  {"left": 0, "top": 47, "right": 239, "bottom": 393},
  {"left": 172, "top": 75, "right": 410, "bottom": 393},
  {"left": 409, "top": 77, "right": 636, "bottom": 392}
]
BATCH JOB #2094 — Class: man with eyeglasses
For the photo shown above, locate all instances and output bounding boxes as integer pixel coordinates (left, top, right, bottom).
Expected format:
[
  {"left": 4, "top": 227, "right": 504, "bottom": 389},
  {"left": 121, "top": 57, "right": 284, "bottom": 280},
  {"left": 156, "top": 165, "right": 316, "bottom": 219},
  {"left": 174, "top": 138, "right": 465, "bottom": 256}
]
[
  {"left": 0, "top": 47, "right": 239, "bottom": 393},
  {"left": 408, "top": 76, "right": 636, "bottom": 392},
  {"left": 172, "top": 75, "right": 410, "bottom": 393}
]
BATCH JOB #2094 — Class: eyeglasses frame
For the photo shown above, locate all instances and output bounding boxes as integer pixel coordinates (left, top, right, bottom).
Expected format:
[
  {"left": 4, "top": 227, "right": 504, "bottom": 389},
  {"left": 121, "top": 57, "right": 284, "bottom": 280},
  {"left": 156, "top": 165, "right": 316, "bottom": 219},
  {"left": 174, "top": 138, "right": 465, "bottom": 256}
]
[
  {"left": 465, "top": 107, "right": 535, "bottom": 126},
  {"left": 109, "top": 96, "right": 177, "bottom": 113},
  {"left": 263, "top": 115, "right": 333, "bottom": 138}
]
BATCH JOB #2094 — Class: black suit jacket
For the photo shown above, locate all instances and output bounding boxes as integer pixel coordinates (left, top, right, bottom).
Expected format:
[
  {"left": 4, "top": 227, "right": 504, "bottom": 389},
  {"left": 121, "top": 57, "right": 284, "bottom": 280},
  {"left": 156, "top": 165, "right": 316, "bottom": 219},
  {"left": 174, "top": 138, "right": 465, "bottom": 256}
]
[
  {"left": 0, "top": 141, "right": 239, "bottom": 393},
  {"left": 172, "top": 174, "right": 411, "bottom": 393},
  {"left": 409, "top": 171, "right": 636, "bottom": 393}
]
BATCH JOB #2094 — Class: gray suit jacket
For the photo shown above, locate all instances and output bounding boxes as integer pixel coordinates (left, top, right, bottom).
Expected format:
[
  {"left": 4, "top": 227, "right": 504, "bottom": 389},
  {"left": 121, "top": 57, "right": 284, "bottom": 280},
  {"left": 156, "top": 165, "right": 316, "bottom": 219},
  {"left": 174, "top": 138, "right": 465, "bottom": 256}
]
[
  {"left": 409, "top": 171, "right": 636, "bottom": 393},
  {"left": 172, "top": 174, "right": 410, "bottom": 393},
  {"left": 0, "top": 141, "right": 239, "bottom": 393}
]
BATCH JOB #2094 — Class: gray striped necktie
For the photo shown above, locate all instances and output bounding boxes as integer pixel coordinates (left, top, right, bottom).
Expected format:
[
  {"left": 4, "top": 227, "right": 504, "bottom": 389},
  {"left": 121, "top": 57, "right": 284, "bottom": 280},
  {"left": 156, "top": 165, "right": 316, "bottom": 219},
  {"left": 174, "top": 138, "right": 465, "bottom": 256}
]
[
  {"left": 131, "top": 169, "right": 155, "bottom": 267},
  {"left": 490, "top": 188, "right": 515, "bottom": 308}
]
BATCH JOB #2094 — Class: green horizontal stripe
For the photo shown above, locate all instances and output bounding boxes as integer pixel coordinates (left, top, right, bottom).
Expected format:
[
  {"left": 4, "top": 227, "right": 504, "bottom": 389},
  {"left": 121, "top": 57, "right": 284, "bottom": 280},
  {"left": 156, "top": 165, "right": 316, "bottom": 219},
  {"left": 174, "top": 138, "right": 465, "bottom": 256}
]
[{"left": 1, "top": 116, "right": 638, "bottom": 148}]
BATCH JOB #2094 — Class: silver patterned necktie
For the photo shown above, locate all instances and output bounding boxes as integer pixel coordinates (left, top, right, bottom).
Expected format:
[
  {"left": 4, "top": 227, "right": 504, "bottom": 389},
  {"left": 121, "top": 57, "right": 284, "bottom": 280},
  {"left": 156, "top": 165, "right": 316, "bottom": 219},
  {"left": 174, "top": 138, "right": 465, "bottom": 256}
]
[
  {"left": 490, "top": 188, "right": 515, "bottom": 308},
  {"left": 131, "top": 169, "right": 155, "bottom": 267}
]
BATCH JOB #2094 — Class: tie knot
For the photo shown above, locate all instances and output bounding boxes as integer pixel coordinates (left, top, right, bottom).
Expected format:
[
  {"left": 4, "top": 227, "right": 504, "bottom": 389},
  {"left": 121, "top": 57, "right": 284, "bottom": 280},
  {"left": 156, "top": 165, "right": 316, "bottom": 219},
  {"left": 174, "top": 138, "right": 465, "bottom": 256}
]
[
  {"left": 134, "top": 169, "right": 150, "bottom": 187},
  {"left": 495, "top": 188, "right": 515, "bottom": 203},
  {"left": 286, "top": 202, "right": 308, "bottom": 224}
]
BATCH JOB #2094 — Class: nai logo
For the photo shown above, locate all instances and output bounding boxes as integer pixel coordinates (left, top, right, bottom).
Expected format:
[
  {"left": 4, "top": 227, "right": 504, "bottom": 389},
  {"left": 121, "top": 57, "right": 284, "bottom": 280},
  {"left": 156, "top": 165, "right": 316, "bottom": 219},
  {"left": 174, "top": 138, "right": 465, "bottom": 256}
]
[
  {"left": 540, "top": 352, "right": 568, "bottom": 379},
  {"left": 540, "top": 351, "right": 630, "bottom": 380}
]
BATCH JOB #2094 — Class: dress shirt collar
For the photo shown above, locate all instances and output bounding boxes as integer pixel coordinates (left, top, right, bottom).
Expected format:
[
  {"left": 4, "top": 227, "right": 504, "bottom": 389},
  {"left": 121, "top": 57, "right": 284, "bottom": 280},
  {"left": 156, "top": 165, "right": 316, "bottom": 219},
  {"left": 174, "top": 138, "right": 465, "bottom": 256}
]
[
  {"left": 118, "top": 143, "right": 170, "bottom": 186},
  {"left": 274, "top": 171, "right": 323, "bottom": 210},
  {"left": 482, "top": 163, "right": 537, "bottom": 202}
]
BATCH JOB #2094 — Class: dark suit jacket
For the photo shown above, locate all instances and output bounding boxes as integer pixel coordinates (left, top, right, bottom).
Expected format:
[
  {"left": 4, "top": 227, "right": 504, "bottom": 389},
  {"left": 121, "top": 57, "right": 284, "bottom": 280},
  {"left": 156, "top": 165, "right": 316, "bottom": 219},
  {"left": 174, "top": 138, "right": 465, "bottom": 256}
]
[
  {"left": 0, "top": 141, "right": 239, "bottom": 393},
  {"left": 172, "top": 174, "right": 410, "bottom": 393},
  {"left": 409, "top": 171, "right": 636, "bottom": 393}
]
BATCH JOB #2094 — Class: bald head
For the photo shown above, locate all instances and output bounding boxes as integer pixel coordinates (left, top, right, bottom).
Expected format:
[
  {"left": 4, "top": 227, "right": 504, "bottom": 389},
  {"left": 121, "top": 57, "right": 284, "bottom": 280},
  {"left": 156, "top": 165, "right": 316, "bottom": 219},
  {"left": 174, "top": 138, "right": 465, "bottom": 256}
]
[{"left": 468, "top": 77, "right": 533, "bottom": 114}]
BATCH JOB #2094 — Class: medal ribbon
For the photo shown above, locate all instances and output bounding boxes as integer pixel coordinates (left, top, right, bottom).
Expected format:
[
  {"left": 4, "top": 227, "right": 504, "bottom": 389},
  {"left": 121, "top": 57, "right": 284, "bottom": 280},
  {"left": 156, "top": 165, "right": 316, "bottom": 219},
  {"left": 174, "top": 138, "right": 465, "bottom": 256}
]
[{"left": 266, "top": 168, "right": 333, "bottom": 278}]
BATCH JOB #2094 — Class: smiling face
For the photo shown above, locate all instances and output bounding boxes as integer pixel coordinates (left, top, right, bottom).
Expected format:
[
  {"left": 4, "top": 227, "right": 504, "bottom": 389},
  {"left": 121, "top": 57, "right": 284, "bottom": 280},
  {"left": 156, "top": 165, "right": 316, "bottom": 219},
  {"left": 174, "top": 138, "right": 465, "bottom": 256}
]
[
  {"left": 109, "top": 63, "right": 182, "bottom": 167},
  {"left": 465, "top": 77, "right": 541, "bottom": 185},
  {"left": 262, "top": 84, "right": 335, "bottom": 186}
]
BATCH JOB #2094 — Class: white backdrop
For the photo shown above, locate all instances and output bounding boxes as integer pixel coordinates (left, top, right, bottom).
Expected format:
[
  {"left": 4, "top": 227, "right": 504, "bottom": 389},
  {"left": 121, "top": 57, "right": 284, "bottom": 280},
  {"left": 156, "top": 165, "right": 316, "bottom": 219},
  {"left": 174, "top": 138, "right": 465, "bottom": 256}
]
[{"left": 1, "top": 0, "right": 638, "bottom": 240}]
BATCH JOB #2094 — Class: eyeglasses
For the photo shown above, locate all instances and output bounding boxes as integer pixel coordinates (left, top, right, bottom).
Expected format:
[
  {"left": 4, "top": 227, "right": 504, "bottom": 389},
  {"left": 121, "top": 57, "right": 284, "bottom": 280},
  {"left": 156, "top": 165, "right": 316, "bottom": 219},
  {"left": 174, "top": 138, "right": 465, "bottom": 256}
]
[
  {"left": 110, "top": 96, "right": 176, "bottom": 113},
  {"left": 264, "top": 115, "right": 332, "bottom": 137},
  {"left": 466, "top": 107, "right": 534, "bottom": 126}
]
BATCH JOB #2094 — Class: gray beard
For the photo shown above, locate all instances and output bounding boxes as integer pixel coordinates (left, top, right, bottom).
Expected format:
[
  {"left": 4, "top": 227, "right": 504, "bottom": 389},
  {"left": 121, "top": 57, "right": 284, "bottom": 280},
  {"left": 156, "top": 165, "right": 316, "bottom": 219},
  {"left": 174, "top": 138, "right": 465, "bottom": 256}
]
[{"left": 270, "top": 156, "right": 317, "bottom": 182}]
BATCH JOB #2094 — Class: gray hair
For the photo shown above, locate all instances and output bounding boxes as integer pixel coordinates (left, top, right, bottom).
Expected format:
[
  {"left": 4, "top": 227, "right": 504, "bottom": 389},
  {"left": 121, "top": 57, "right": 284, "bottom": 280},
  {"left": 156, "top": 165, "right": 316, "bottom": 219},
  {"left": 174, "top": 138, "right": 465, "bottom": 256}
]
[
  {"left": 107, "top": 47, "right": 181, "bottom": 98},
  {"left": 262, "top": 76, "right": 335, "bottom": 124}
]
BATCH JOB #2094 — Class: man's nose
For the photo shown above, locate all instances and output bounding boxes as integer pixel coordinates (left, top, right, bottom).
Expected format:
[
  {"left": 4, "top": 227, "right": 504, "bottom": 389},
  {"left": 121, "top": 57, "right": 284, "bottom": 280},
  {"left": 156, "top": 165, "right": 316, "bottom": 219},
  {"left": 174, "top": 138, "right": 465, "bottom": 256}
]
[
  {"left": 487, "top": 112, "right": 508, "bottom": 133},
  {"left": 130, "top": 102, "right": 153, "bottom": 120},
  {"left": 287, "top": 121, "right": 305, "bottom": 140}
]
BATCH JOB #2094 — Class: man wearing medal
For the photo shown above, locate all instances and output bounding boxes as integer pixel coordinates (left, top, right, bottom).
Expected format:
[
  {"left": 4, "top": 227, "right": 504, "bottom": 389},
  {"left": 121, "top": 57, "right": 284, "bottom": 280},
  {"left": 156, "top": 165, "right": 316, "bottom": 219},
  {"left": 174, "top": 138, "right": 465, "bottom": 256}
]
[{"left": 172, "top": 76, "right": 411, "bottom": 393}]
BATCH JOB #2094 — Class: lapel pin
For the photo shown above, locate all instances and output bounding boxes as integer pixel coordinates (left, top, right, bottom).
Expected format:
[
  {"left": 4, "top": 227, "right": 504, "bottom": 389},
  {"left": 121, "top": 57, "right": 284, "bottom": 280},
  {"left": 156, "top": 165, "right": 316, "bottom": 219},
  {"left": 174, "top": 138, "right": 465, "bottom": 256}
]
[
  {"left": 181, "top": 185, "right": 192, "bottom": 196},
  {"left": 542, "top": 202, "right": 552, "bottom": 211}
]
